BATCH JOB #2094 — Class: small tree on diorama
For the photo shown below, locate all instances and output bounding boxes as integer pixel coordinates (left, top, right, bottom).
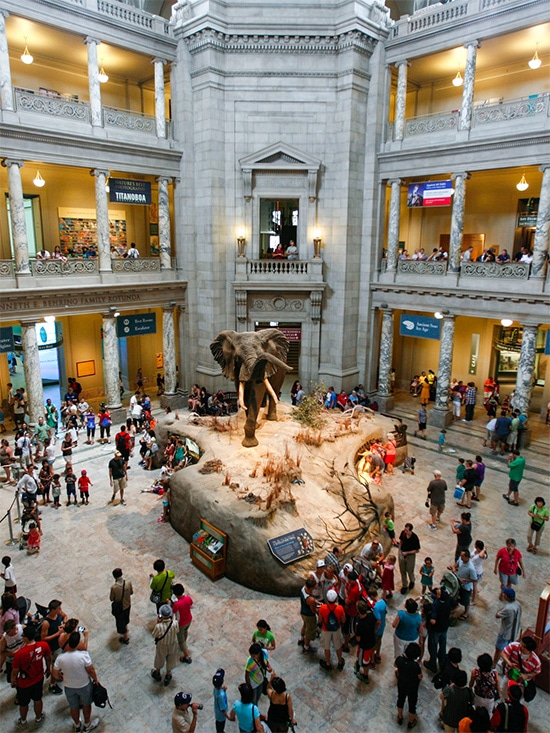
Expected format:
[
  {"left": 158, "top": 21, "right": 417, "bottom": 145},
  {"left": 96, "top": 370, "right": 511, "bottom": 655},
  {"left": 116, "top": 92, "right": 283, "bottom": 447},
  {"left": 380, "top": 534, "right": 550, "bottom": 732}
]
[{"left": 293, "top": 382, "right": 326, "bottom": 430}]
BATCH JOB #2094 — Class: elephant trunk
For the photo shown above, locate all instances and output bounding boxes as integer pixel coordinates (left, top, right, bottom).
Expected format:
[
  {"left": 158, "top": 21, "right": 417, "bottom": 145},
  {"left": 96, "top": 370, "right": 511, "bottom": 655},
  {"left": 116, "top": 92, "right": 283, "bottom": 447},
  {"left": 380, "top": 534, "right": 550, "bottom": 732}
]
[{"left": 261, "top": 351, "right": 293, "bottom": 373}]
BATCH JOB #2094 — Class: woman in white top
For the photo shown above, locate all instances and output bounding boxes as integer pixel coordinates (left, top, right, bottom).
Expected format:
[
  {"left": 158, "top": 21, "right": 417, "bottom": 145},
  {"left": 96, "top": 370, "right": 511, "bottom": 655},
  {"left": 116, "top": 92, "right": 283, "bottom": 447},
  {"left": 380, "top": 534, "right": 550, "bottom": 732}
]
[{"left": 470, "top": 540, "right": 487, "bottom": 605}]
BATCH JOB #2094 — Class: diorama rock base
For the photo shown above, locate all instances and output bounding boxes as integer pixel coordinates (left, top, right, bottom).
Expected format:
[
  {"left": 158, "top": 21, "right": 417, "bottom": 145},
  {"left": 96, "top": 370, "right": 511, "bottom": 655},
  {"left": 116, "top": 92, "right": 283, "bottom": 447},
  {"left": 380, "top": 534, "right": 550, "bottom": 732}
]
[{"left": 158, "top": 405, "right": 403, "bottom": 596}]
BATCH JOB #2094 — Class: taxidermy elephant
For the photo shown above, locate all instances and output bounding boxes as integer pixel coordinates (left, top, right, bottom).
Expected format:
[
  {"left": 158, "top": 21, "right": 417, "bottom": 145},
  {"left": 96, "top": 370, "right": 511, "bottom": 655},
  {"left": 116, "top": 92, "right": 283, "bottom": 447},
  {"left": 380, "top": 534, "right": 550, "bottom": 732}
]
[{"left": 210, "top": 329, "right": 292, "bottom": 447}]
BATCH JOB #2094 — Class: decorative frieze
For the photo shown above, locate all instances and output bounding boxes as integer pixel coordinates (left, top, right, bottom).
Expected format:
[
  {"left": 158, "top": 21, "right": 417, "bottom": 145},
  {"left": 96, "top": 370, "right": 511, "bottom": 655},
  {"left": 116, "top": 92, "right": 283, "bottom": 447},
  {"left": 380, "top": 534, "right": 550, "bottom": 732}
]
[
  {"left": 473, "top": 94, "right": 549, "bottom": 125},
  {"left": 404, "top": 111, "right": 458, "bottom": 138},
  {"left": 252, "top": 297, "right": 304, "bottom": 312},
  {"left": 104, "top": 107, "right": 156, "bottom": 134}
]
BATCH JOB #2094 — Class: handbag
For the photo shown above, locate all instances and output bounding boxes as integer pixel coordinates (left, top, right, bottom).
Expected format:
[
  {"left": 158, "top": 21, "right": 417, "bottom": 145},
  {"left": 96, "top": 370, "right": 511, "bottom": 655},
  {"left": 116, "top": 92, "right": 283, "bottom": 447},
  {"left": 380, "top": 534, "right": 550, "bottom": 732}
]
[
  {"left": 111, "top": 581, "right": 125, "bottom": 617},
  {"left": 531, "top": 520, "right": 543, "bottom": 532},
  {"left": 150, "top": 572, "right": 169, "bottom": 605}
]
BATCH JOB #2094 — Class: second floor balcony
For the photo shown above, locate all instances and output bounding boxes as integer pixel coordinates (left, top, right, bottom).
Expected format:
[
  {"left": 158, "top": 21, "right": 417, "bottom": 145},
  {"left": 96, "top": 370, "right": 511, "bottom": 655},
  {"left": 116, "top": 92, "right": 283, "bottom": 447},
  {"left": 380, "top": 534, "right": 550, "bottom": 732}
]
[{"left": 234, "top": 257, "right": 324, "bottom": 285}]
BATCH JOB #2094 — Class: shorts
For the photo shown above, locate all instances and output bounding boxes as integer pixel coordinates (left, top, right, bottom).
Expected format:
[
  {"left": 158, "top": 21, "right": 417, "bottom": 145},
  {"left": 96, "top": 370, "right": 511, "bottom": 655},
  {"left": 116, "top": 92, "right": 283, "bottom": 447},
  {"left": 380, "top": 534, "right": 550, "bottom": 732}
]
[
  {"left": 495, "top": 634, "right": 511, "bottom": 652},
  {"left": 17, "top": 679, "right": 44, "bottom": 706},
  {"left": 300, "top": 614, "right": 317, "bottom": 641},
  {"left": 67, "top": 487, "right": 76, "bottom": 495},
  {"left": 385, "top": 455, "right": 395, "bottom": 465},
  {"left": 65, "top": 680, "right": 93, "bottom": 709},
  {"left": 499, "top": 572, "right": 518, "bottom": 586},
  {"left": 112, "top": 477, "right": 127, "bottom": 494},
  {"left": 430, "top": 503, "right": 445, "bottom": 516},
  {"left": 358, "top": 646, "right": 373, "bottom": 667},
  {"left": 418, "top": 422, "right": 426, "bottom": 431},
  {"left": 459, "top": 587, "right": 472, "bottom": 608},
  {"left": 320, "top": 628, "right": 344, "bottom": 651},
  {"left": 508, "top": 479, "right": 520, "bottom": 493}
]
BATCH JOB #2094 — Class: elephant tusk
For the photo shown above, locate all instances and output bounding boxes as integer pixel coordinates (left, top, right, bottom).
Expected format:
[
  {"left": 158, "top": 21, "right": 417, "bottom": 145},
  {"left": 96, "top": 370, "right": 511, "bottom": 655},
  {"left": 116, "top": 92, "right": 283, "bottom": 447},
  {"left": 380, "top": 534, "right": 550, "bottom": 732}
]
[
  {"left": 238, "top": 381, "right": 247, "bottom": 412},
  {"left": 263, "top": 378, "right": 278, "bottom": 404}
]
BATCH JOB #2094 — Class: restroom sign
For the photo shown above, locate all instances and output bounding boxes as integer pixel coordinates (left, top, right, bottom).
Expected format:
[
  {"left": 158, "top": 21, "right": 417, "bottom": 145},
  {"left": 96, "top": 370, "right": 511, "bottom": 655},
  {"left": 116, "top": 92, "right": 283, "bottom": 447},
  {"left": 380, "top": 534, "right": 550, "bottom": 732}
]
[{"left": 117, "top": 313, "right": 157, "bottom": 337}]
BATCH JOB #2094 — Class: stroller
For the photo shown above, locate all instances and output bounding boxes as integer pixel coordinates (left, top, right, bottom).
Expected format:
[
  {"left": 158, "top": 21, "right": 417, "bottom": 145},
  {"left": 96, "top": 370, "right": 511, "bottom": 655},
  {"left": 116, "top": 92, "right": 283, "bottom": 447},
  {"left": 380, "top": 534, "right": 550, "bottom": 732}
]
[
  {"left": 352, "top": 555, "right": 381, "bottom": 592},
  {"left": 400, "top": 456, "right": 416, "bottom": 475}
]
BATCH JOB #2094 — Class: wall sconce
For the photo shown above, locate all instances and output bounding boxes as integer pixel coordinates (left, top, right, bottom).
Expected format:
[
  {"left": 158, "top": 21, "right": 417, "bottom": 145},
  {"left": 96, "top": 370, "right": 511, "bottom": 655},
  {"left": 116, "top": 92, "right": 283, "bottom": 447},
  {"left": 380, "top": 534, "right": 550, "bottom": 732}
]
[
  {"left": 236, "top": 230, "right": 246, "bottom": 258},
  {"left": 98, "top": 66, "right": 109, "bottom": 84},
  {"left": 313, "top": 230, "right": 322, "bottom": 259},
  {"left": 452, "top": 68, "right": 463, "bottom": 87},
  {"left": 501, "top": 318, "right": 513, "bottom": 327},
  {"left": 33, "top": 170, "right": 45, "bottom": 187},
  {"left": 528, "top": 43, "right": 541, "bottom": 70},
  {"left": 516, "top": 173, "right": 529, "bottom": 192},
  {"left": 434, "top": 309, "right": 449, "bottom": 319},
  {"left": 21, "top": 37, "right": 34, "bottom": 65}
]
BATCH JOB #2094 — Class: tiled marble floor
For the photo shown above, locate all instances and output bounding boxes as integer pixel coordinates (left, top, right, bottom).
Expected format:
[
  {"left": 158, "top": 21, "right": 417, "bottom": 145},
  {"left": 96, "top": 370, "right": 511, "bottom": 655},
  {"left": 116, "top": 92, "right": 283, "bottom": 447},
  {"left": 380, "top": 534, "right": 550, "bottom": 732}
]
[{"left": 0, "top": 394, "right": 548, "bottom": 732}]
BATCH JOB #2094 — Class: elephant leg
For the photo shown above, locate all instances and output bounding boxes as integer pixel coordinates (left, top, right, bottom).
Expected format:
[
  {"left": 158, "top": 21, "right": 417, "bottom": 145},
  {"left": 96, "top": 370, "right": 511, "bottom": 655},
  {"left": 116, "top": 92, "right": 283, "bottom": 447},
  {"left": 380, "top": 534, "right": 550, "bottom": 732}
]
[
  {"left": 241, "top": 382, "right": 263, "bottom": 447},
  {"left": 242, "top": 417, "right": 259, "bottom": 448}
]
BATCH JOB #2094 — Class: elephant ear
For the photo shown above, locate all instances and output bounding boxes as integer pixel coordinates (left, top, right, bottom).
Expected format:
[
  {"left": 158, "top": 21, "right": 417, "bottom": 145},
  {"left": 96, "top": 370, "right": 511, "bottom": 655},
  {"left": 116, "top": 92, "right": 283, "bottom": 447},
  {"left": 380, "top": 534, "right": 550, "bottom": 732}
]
[
  {"left": 256, "top": 328, "right": 290, "bottom": 379},
  {"left": 210, "top": 331, "right": 238, "bottom": 380}
]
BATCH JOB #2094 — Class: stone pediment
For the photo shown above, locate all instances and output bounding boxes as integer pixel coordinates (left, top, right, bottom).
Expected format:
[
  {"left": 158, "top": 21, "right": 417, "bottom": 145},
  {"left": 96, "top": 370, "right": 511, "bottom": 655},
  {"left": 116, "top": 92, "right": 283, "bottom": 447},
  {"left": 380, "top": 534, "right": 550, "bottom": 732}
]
[{"left": 240, "top": 142, "right": 321, "bottom": 200}]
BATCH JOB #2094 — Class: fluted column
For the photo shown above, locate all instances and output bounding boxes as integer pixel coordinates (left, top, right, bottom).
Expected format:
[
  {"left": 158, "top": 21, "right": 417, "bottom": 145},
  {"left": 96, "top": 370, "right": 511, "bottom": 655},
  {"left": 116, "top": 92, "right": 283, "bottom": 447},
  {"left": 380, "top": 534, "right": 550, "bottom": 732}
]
[
  {"left": 153, "top": 58, "right": 167, "bottom": 139},
  {"left": 2, "top": 159, "right": 30, "bottom": 275},
  {"left": 157, "top": 176, "right": 173, "bottom": 270},
  {"left": 84, "top": 37, "right": 102, "bottom": 127},
  {"left": 91, "top": 169, "right": 111, "bottom": 272},
  {"left": 514, "top": 324, "right": 538, "bottom": 415},
  {"left": 21, "top": 321, "right": 44, "bottom": 426},
  {"left": 0, "top": 11, "right": 15, "bottom": 112},
  {"left": 449, "top": 172, "right": 470, "bottom": 271},
  {"left": 430, "top": 315, "right": 456, "bottom": 427},
  {"left": 531, "top": 164, "right": 550, "bottom": 277},
  {"left": 460, "top": 41, "right": 480, "bottom": 132},
  {"left": 394, "top": 61, "right": 409, "bottom": 142},
  {"left": 375, "top": 306, "right": 394, "bottom": 411},
  {"left": 102, "top": 313, "right": 122, "bottom": 411},
  {"left": 386, "top": 179, "right": 402, "bottom": 272}
]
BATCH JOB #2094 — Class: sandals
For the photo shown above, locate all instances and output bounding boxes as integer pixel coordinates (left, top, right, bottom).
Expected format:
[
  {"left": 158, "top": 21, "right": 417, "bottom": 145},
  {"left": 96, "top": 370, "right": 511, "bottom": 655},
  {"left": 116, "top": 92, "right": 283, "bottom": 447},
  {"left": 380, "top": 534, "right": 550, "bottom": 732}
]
[
  {"left": 532, "top": 547, "right": 538, "bottom": 554},
  {"left": 397, "top": 716, "right": 404, "bottom": 726},
  {"left": 527, "top": 544, "right": 533, "bottom": 552},
  {"left": 408, "top": 720, "right": 418, "bottom": 730},
  {"left": 459, "top": 614, "right": 469, "bottom": 620}
]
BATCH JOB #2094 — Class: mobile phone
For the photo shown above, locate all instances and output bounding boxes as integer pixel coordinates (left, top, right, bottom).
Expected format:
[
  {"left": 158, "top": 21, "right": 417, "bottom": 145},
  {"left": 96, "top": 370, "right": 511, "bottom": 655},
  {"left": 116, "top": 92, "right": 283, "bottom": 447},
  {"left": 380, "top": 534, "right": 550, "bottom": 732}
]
[{"left": 78, "top": 626, "right": 85, "bottom": 632}]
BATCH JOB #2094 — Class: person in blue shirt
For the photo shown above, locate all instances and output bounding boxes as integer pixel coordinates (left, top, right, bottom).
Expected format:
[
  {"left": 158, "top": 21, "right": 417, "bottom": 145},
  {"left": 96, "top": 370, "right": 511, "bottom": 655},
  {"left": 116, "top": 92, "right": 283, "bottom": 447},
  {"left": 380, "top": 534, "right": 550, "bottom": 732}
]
[
  {"left": 370, "top": 588, "right": 387, "bottom": 665},
  {"left": 212, "top": 668, "right": 230, "bottom": 732}
]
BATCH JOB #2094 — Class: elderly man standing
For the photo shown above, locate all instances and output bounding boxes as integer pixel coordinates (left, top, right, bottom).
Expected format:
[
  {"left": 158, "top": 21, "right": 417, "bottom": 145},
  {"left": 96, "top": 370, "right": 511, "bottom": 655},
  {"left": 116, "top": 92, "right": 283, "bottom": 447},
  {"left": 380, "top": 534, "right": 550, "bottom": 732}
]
[
  {"left": 151, "top": 604, "right": 180, "bottom": 687},
  {"left": 426, "top": 470, "right": 448, "bottom": 530},
  {"left": 398, "top": 523, "right": 421, "bottom": 594}
]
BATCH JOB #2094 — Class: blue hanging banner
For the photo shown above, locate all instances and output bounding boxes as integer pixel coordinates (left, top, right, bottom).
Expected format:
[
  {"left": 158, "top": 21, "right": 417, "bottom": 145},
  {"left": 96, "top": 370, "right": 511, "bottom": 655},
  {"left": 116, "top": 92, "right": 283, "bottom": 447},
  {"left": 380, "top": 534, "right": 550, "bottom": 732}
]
[
  {"left": 0, "top": 327, "right": 14, "bottom": 353},
  {"left": 399, "top": 314, "right": 441, "bottom": 340}
]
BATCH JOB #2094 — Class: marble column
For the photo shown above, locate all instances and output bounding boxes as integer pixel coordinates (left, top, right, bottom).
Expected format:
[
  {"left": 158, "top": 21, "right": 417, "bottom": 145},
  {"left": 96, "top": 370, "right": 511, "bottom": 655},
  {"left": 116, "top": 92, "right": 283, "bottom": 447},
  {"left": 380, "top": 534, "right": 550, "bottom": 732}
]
[
  {"left": 160, "top": 305, "right": 184, "bottom": 409},
  {"left": 430, "top": 315, "right": 456, "bottom": 427},
  {"left": 157, "top": 176, "right": 173, "bottom": 270},
  {"left": 102, "top": 314, "right": 123, "bottom": 415},
  {"left": 449, "top": 172, "right": 470, "bottom": 271},
  {"left": 460, "top": 41, "right": 479, "bottom": 132},
  {"left": 0, "top": 11, "right": 15, "bottom": 112},
  {"left": 91, "top": 169, "right": 111, "bottom": 272},
  {"left": 153, "top": 58, "right": 167, "bottom": 139},
  {"left": 3, "top": 159, "right": 30, "bottom": 275},
  {"left": 21, "top": 321, "right": 44, "bottom": 427},
  {"left": 394, "top": 61, "right": 409, "bottom": 142},
  {"left": 531, "top": 164, "right": 550, "bottom": 277},
  {"left": 386, "top": 179, "right": 402, "bottom": 272},
  {"left": 375, "top": 306, "right": 394, "bottom": 411},
  {"left": 84, "top": 37, "right": 102, "bottom": 127},
  {"left": 514, "top": 324, "right": 538, "bottom": 415}
]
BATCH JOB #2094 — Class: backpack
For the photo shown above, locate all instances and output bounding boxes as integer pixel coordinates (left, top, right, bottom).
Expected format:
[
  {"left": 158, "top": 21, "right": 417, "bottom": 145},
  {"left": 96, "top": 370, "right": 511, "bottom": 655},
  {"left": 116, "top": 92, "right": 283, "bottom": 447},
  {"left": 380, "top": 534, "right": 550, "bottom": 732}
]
[
  {"left": 92, "top": 680, "right": 112, "bottom": 709},
  {"left": 116, "top": 433, "right": 129, "bottom": 452},
  {"left": 326, "top": 606, "right": 340, "bottom": 632}
]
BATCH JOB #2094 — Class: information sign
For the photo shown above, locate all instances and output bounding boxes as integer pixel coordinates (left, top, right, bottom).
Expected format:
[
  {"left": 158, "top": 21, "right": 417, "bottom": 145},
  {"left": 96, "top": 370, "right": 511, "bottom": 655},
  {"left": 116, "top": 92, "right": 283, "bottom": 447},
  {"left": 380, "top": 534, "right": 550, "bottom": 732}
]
[
  {"left": 407, "top": 181, "right": 454, "bottom": 207},
  {"left": 109, "top": 178, "right": 152, "bottom": 205},
  {"left": 0, "top": 327, "right": 14, "bottom": 353},
  {"left": 267, "top": 528, "right": 314, "bottom": 565},
  {"left": 399, "top": 314, "right": 441, "bottom": 340},
  {"left": 117, "top": 313, "right": 157, "bottom": 337}
]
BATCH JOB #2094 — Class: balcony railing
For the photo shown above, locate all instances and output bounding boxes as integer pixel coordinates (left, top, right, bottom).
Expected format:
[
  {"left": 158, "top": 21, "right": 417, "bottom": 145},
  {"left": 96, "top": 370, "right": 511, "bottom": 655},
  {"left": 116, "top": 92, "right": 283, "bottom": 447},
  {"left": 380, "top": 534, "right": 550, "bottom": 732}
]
[
  {"left": 112, "top": 257, "right": 161, "bottom": 273},
  {"left": 248, "top": 260, "right": 313, "bottom": 276},
  {"left": 31, "top": 259, "right": 98, "bottom": 276},
  {"left": 235, "top": 258, "right": 324, "bottom": 283},
  {"left": 0, "top": 257, "right": 165, "bottom": 279},
  {"left": 397, "top": 259, "right": 447, "bottom": 275},
  {"left": 404, "top": 110, "right": 459, "bottom": 137},
  {"left": 460, "top": 262, "right": 530, "bottom": 279},
  {"left": 103, "top": 106, "right": 156, "bottom": 135}
]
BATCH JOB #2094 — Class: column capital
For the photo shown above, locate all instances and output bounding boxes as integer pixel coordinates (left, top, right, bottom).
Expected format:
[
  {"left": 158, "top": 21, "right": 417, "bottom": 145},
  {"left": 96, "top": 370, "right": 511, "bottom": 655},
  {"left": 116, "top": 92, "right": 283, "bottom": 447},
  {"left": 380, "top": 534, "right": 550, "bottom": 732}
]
[
  {"left": 83, "top": 36, "right": 101, "bottom": 46},
  {"left": 153, "top": 57, "right": 167, "bottom": 66},
  {"left": 442, "top": 313, "right": 456, "bottom": 321},
  {"left": 90, "top": 169, "right": 110, "bottom": 178},
  {"left": 2, "top": 159, "right": 24, "bottom": 169},
  {"left": 0, "top": 9, "right": 9, "bottom": 19},
  {"left": 539, "top": 163, "right": 550, "bottom": 173},
  {"left": 463, "top": 40, "right": 481, "bottom": 49},
  {"left": 521, "top": 322, "right": 539, "bottom": 330},
  {"left": 156, "top": 176, "right": 173, "bottom": 184},
  {"left": 162, "top": 302, "right": 178, "bottom": 312},
  {"left": 388, "top": 178, "right": 403, "bottom": 187},
  {"left": 451, "top": 171, "right": 471, "bottom": 181},
  {"left": 395, "top": 60, "right": 410, "bottom": 69}
]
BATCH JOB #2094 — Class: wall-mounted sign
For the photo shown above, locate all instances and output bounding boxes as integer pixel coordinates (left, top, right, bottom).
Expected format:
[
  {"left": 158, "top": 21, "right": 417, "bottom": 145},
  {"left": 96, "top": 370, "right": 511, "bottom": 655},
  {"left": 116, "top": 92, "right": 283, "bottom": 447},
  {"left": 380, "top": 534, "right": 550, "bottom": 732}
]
[
  {"left": 399, "top": 314, "right": 441, "bottom": 340},
  {"left": 117, "top": 313, "right": 157, "bottom": 337},
  {"left": 278, "top": 327, "right": 301, "bottom": 342},
  {"left": 469, "top": 333, "right": 480, "bottom": 375},
  {"left": 267, "top": 528, "right": 314, "bottom": 565},
  {"left": 109, "top": 179, "right": 152, "bottom": 205},
  {"left": 517, "top": 214, "right": 537, "bottom": 227},
  {"left": 407, "top": 181, "right": 454, "bottom": 207},
  {"left": 0, "top": 327, "right": 14, "bottom": 353}
]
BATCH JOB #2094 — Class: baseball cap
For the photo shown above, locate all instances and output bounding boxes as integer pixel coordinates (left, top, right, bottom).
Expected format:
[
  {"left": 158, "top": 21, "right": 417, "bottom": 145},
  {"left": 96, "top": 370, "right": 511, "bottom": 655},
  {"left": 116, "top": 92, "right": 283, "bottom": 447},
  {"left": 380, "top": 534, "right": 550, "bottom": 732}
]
[
  {"left": 174, "top": 692, "right": 192, "bottom": 707},
  {"left": 326, "top": 589, "right": 338, "bottom": 603},
  {"left": 159, "top": 604, "right": 173, "bottom": 618},
  {"left": 81, "top": 470, "right": 87, "bottom": 475},
  {"left": 343, "top": 563, "right": 353, "bottom": 572},
  {"left": 114, "top": 451, "right": 122, "bottom": 457},
  {"left": 316, "top": 559, "right": 326, "bottom": 568},
  {"left": 212, "top": 668, "right": 225, "bottom": 688},
  {"left": 501, "top": 586, "right": 516, "bottom": 600}
]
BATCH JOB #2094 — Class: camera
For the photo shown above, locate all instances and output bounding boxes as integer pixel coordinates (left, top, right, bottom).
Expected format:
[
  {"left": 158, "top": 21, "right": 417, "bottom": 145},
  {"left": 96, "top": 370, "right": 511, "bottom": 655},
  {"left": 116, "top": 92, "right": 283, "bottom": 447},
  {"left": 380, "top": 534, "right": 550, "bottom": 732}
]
[
  {"left": 78, "top": 626, "right": 85, "bottom": 632},
  {"left": 197, "top": 704, "right": 204, "bottom": 710}
]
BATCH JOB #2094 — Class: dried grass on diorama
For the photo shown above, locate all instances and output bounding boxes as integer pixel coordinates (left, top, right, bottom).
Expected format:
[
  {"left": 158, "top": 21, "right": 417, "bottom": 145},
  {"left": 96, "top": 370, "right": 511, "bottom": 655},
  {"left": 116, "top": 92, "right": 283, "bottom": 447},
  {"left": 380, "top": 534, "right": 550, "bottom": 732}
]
[
  {"left": 199, "top": 458, "right": 224, "bottom": 474},
  {"left": 295, "top": 428, "right": 324, "bottom": 446},
  {"left": 259, "top": 449, "right": 300, "bottom": 511},
  {"left": 208, "top": 416, "right": 238, "bottom": 433}
]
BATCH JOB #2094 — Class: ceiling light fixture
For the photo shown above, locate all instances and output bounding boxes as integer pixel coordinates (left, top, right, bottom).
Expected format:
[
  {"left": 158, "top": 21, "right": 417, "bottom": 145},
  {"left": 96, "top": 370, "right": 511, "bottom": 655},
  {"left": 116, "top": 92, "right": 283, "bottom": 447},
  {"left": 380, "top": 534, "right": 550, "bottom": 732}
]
[
  {"left": 33, "top": 170, "right": 45, "bottom": 188},
  {"left": 98, "top": 66, "right": 109, "bottom": 84},
  {"left": 452, "top": 69, "right": 463, "bottom": 87},
  {"left": 501, "top": 319, "right": 513, "bottom": 327},
  {"left": 516, "top": 173, "right": 529, "bottom": 192},
  {"left": 21, "top": 37, "right": 33, "bottom": 65},
  {"left": 528, "top": 43, "right": 541, "bottom": 70}
]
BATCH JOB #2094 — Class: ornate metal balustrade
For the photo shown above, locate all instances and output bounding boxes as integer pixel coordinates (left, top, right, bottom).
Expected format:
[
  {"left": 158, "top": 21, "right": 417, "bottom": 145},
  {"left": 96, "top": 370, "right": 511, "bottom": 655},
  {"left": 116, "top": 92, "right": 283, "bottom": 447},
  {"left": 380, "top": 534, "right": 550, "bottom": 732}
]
[
  {"left": 460, "top": 262, "right": 530, "bottom": 279},
  {"left": 397, "top": 260, "right": 447, "bottom": 275},
  {"left": 248, "top": 260, "right": 310, "bottom": 276},
  {"left": 404, "top": 111, "right": 459, "bottom": 138},
  {"left": 31, "top": 259, "right": 99, "bottom": 276},
  {"left": 473, "top": 94, "right": 549, "bottom": 126},
  {"left": 103, "top": 106, "right": 156, "bottom": 134},
  {"left": 112, "top": 257, "right": 161, "bottom": 273},
  {"left": 0, "top": 260, "right": 15, "bottom": 278},
  {"left": 14, "top": 88, "right": 91, "bottom": 123}
]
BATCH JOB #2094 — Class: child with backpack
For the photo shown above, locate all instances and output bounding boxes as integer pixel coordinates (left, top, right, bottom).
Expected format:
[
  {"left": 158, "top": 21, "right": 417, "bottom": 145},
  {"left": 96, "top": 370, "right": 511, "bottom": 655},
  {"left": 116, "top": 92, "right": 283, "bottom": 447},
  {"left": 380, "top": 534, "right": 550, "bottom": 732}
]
[{"left": 318, "top": 589, "right": 346, "bottom": 671}]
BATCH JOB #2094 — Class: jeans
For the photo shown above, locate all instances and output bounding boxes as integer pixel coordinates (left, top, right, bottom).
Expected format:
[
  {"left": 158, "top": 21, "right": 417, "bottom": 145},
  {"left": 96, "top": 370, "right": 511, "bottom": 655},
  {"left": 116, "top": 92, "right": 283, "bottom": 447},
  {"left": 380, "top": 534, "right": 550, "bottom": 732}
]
[
  {"left": 427, "top": 629, "right": 448, "bottom": 671},
  {"left": 465, "top": 403, "right": 475, "bottom": 421}
]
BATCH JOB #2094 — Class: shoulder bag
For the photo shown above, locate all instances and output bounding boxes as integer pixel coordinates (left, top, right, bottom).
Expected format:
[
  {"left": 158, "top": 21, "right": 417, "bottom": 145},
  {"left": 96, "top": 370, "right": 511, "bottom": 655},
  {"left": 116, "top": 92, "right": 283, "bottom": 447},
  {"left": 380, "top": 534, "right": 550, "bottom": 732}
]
[
  {"left": 111, "top": 581, "right": 125, "bottom": 617},
  {"left": 154, "top": 619, "right": 173, "bottom": 645},
  {"left": 150, "top": 572, "right": 169, "bottom": 605}
]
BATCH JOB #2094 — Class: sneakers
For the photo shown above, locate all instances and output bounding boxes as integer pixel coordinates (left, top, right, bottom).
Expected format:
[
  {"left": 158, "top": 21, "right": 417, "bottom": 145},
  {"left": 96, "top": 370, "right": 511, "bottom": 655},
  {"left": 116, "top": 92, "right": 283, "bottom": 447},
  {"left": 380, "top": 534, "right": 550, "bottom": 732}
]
[
  {"left": 35, "top": 714, "right": 46, "bottom": 725},
  {"left": 119, "top": 637, "right": 129, "bottom": 645},
  {"left": 302, "top": 645, "right": 316, "bottom": 654},
  {"left": 73, "top": 722, "right": 82, "bottom": 732},
  {"left": 428, "top": 523, "right": 437, "bottom": 530},
  {"left": 163, "top": 673, "right": 172, "bottom": 687},
  {"left": 502, "top": 494, "right": 510, "bottom": 502},
  {"left": 15, "top": 719, "right": 28, "bottom": 729},
  {"left": 120, "top": 500, "right": 126, "bottom": 506},
  {"left": 180, "top": 656, "right": 192, "bottom": 664},
  {"left": 151, "top": 669, "right": 162, "bottom": 682},
  {"left": 83, "top": 719, "right": 99, "bottom": 732},
  {"left": 49, "top": 683, "right": 63, "bottom": 695}
]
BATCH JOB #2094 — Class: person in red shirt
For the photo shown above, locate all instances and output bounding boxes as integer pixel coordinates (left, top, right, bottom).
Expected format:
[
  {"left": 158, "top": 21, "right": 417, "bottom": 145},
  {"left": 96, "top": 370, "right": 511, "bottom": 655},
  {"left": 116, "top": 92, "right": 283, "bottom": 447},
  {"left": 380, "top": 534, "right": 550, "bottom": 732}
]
[
  {"left": 11, "top": 625, "right": 51, "bottom": 727},
  {"left": 490, "top": 683, "right": 529, "bottom": 732},
  {"left": 318, "top": 589, "right": 346, "bottom": 671},
  {"left": 114, "top": 425, "right": 132, "bottom": 465},
  {"left": 343, "top": 570, "right": 362, "bottom": 652},
  {"left": 171, "top": 583, "right": 193, "bottom": 664},
  {"left": 77, "top": 470, "right": 93, "bottom": 505},
  {"left": 494, "top": 538, "right": 526, "bottom": 588}
]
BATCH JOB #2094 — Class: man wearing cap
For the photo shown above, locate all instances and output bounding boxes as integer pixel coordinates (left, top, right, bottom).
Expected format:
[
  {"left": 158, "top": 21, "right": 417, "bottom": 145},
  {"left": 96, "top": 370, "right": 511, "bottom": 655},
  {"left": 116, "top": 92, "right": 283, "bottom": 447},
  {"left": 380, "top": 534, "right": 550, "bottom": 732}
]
[
  {"left": 309, "top": 559, "right": 325, "bottom": 601},
  {"left": 172, "top": 691, "right": 201, "bottom": 733},
  {"left": 152, "top": 604, "right": 179, "bottom": 686},
  {"left": 426, "top": 470, "right": 448, "bottom": 530},
  {"left": 493, "top": 586, "right": 522, "bottom": 667},
  {"left": 318, "top": 588, "right": 346, "bottom": 671},
  {"left": 108, "top": 450, "right": 128, "bottom": 506}
]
